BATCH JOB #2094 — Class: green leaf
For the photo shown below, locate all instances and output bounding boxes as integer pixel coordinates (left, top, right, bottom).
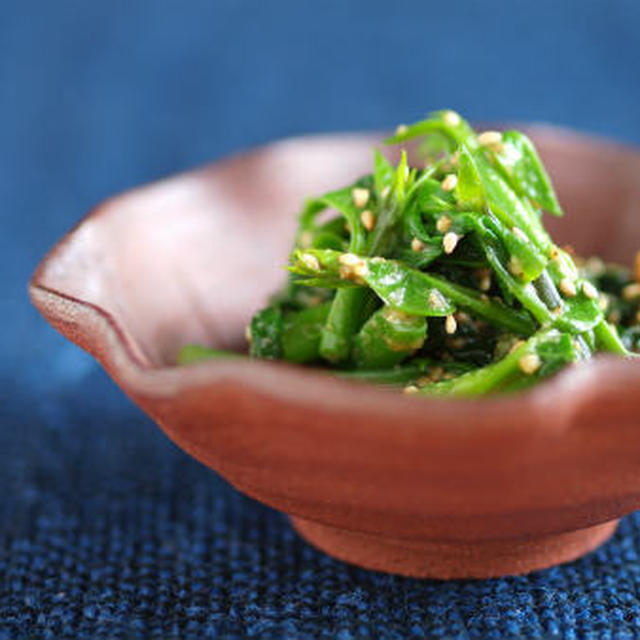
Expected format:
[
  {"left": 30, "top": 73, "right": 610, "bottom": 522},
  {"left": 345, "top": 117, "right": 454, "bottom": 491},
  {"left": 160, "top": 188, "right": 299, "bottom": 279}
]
[
  {"left": 455, "top": 144, "right": 485, "bottom": 210},
  {"left": 492, "top": 131, "right": 563, "bottom": 216},
  {"left": 353, "top": 306, "right": 427, "bottom": 369},
  {"left": 281, "top": 302, "right": 332, "bottom": 363},
  {"left": 249, "top": 306, "right": 283, "bottom": 359},
  {"left": 472, "top": 150, "right": 552, "bottom": 253},
  {"left": 373, "top": 149, "right": 394, "bottom": 196},
  {"left": 362, "top": 258, "right": 456, "bottom": 316}
]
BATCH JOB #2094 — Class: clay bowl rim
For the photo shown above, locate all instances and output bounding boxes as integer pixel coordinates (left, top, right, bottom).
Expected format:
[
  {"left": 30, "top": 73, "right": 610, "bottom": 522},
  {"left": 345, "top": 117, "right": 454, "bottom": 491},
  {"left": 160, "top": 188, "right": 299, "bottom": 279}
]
[{"left": 29, "top": 125, "right": 640, "bottom": 433}]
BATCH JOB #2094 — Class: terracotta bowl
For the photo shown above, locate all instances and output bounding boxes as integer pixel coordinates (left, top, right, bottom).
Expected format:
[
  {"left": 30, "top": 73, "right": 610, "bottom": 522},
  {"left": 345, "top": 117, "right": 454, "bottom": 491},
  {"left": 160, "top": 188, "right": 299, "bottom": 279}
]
[{"left": 30, "top": 127, "right": 640, "bottom": 579}]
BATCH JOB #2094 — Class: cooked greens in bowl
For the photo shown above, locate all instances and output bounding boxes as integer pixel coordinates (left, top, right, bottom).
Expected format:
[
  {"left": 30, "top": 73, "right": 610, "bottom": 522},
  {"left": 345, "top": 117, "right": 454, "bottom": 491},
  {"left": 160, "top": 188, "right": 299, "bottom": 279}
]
[{"left": 180, "top": 110, "right": 640, "bottom": 395}]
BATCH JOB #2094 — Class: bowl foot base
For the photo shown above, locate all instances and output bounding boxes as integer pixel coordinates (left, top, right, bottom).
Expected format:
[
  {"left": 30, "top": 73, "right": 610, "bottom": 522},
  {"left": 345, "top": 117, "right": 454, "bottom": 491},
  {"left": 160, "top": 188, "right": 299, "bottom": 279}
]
[{"left": 291, "top": 516, "right": 618, "bottom": 579}]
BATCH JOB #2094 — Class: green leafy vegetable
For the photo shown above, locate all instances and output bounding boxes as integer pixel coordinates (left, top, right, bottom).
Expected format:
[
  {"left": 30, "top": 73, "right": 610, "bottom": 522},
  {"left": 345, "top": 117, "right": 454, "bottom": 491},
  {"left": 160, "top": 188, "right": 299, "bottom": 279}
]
[{"left": 181, "top": 109, "right": 640, "bottom": 397}]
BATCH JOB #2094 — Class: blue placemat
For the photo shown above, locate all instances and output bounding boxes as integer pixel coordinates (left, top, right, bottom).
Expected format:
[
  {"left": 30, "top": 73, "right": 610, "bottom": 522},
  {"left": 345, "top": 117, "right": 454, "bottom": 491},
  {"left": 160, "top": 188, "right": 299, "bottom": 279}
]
[{"left": 3, "top": 1, "right": 640, "bottom": 638}]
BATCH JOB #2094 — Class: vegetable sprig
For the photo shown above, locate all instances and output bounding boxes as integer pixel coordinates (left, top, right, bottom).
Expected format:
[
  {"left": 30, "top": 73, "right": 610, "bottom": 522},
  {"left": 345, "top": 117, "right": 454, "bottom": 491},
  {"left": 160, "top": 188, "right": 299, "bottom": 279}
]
[{"left": 181, "top": 110, "right": 640, "bottom": 396}]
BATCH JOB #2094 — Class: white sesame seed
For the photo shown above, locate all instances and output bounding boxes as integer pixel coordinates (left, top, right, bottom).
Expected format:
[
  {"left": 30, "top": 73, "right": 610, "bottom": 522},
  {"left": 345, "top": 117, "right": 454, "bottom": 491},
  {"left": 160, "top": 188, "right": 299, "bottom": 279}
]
[
  {"left": 380, "top": 186, "right": 390, "bottom": 198},
  {"left": 559, "top": 278, "right": 577, "bottom": 298},
  {"left": 360, "top": 209, "right": 376, "bottom": 231},
  {"left": 479, "top": 275, "right": 491, "bottom": 292},
  {"left": 338, "top": 253, "right": 369, "bottom": 282},
  {"left": 244, "top": 326, "right": 252, "bottom": 343},
  {"left": 441, "top": 174, "right": 458, "bottom": 191},
  {"left": 445, "top": 314, "right": 457, "bottom": 335},
  {"left": 508, "top": 256, "right": 524, "bottom": 277},
  {"left": 512, "top": 226, "right": 530, "bottom": 244},
  {"left": 443, "top": 110, "right": 461, "bottom": 126},
  {"left": 351, "top": 187, "right": 370, "bottom": 208},
  {"left": 411, "top": 237, "right": 425, "bottom": 252},
  {"left": 436, "top": 215, "right": 452, "bottom": 233},
  {"left": 300, "top": 252, "right": 320, "bottom": 271},
  {"left": 443, "top": 232, "right": 459, "bottom": 254},
  {"left": 519, "top": 353, "right": 541, "bottom": 375},
  {"left": 450, "top": 151, "right": 460, "bottom": 166},
  {"left": 622, "top": 283, "right": 640, "bottom": 301},
  {"left": 478, "top": 130, "right": 504, "bottom": 152},
  {"left": 396, "top": 124, "right": 408, "bottom": 136},
  {"left": 403, "top": 384, "right": 419, "bottom": 395},
  {"left": 582, "top": 281, "right": 599, "bottom": 300}
]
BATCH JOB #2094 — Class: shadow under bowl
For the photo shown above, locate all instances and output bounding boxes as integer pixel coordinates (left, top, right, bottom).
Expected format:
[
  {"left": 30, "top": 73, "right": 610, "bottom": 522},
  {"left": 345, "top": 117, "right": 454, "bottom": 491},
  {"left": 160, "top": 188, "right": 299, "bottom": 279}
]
[{"left": 30, "top": 127, "right": 640, "bottom": 578}]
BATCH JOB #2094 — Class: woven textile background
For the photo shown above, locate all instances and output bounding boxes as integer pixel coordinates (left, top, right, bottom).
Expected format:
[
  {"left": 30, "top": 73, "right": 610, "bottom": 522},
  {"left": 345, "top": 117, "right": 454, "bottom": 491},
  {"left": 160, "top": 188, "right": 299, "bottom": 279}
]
[{"left": 3, "top": 1, "right": 640, "bottom": 638}]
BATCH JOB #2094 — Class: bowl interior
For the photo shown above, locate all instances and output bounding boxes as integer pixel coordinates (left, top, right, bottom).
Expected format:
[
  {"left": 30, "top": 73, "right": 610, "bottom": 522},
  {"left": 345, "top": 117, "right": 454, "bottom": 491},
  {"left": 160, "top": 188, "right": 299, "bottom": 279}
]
[{"left": 35, "top": 128, "right": 640, "bottom": 369}]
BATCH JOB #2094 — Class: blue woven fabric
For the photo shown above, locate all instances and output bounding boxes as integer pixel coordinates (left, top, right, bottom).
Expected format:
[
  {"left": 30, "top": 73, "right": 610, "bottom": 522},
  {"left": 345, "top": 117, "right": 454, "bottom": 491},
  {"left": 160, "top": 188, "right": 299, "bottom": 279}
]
[{"left": 3, "top": 1, "right": 640, "bottom": 638}]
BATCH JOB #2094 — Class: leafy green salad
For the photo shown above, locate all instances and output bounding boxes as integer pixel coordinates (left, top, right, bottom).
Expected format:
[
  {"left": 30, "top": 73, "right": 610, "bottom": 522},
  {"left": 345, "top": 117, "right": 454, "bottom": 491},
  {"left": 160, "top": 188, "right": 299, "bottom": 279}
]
[{"left": 180, "top": 110, "right": 640, "bottom": 396}]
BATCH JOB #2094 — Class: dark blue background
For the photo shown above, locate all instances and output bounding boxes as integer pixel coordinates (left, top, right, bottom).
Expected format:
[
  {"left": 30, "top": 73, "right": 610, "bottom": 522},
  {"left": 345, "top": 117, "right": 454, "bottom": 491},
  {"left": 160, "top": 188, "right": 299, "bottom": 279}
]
[{"left": 3, "top": 1, "right": 640, "bottom": 638}]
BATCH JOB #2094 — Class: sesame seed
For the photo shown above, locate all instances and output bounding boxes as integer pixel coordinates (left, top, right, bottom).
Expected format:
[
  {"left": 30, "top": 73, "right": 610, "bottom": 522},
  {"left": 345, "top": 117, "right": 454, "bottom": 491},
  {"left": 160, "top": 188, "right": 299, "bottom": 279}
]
[
  {"left": 559, "top": 278, "right": 577, "bottom": 298},
  {"left": 450, "top": 151, "right": 460, "bottom": 166},
  {"left": 396, "top": 124, "right": 408, "bottom": 136},
  {"left": 443, "top": 232, "right": 460, "bottom": 254},
  {"left": 582, "top": 281, "right": 599, "bottom": 300},
  {"left": 512, "top": 226, "right": 530, "bottom": 244},
  {"left": 445, "top": 314, "right": 457, "bottom": 335},
  {"left": 244, "top": 326, "right": 252, "bottom": 343},
  {"left": 443, "top": 110, "right": 461, "bottom": 126},
  {"left": 508, "top": 256, "right": 524, "bottom": 277},
  {"left": 478, "top": 130, "right": 504, "bottom": 152},
  {"left": 360, "top": 209, "right": 376, "bottom": 231},
  {"left": 436, "top": 215, "right": 452, "bottom": 233},
  {"left": 519, "top": 353, "right": 542, "bottom": 375},
  {"left": 403, "top": 384, "right": 419, "bottom": 395},
  {"left": 380, "top": 186, "right": 390, "bottom": 198},
  {"left": 300, "top": 252, "right": 320, "bottom": 271},
  {"left": 411, "top": 237, "right": 425, "bottom": 252},
  {"left": 351, "top": 187, "right": 370, "bottom": 208},
  {"left": 622, "top": 283, "right": 640, "bottom": 301},
  {"left": 479, "top": 274, "right": 491, "bottom": 292},
  {"left": 441, "top": 174, "right": 458, "bottom": 191},
  {"left": 338, "top": 253, "right": 369, "bottom": 282}
]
